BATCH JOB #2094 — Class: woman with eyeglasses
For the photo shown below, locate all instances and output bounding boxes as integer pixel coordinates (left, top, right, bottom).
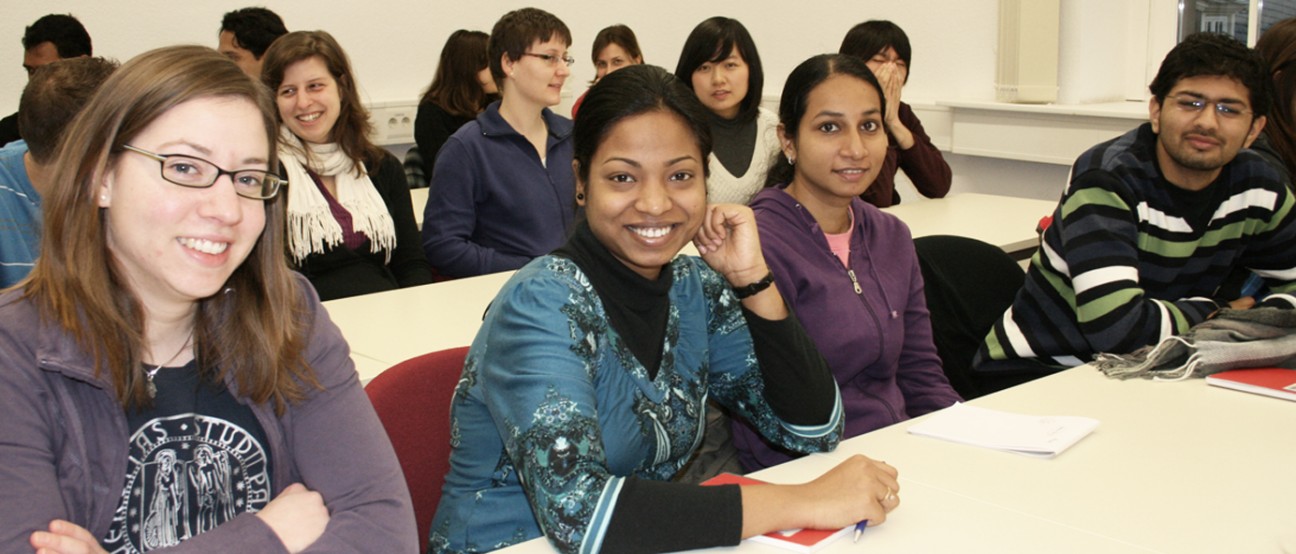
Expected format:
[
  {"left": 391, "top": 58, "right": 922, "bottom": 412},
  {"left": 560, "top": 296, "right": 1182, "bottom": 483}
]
[
  {"left": 421, "top": 8, "right": 578, "bottom": 278},
  {"left": 261, "top": 30, "right": 432, "bottom": 301},
  {"left": 428, "top": 63, "right": 899, "bottom": 554},
  {"left": 839, "top": 20, "right": 951, "bottom": 207},
  {"left": 414, "top": 30, "right": 498, "bottom": 181},
  {"left": 2, "top": 45, "right": 414, "bottom": 553},
  {"left": 674, "top": 17, "right": 780, "bottom": 205}
]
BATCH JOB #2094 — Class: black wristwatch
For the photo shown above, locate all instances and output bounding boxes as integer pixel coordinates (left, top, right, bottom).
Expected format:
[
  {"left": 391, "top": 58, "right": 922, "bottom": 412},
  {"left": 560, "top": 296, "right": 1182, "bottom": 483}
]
[{"left": 732, "top": 271, "right": 775, "bottom": 299}]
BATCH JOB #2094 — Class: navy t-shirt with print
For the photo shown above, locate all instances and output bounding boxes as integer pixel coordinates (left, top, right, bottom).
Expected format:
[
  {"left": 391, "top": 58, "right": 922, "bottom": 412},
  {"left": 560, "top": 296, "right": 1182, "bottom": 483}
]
[{"left": 102, "top": 361, "right": 272, "bottom": 553}]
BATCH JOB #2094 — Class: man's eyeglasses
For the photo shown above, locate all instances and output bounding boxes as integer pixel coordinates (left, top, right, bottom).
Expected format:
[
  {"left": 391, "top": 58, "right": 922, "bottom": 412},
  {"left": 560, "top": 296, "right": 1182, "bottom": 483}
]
[
  {"left": 1167, "top": 94, "right": 1253, "bottom": 120},
  {"left": 521, "top": 52, "right": 576, "bottom": 68},
  {"left": 123, "top": 145, "right": 283, "bottom": 200}
]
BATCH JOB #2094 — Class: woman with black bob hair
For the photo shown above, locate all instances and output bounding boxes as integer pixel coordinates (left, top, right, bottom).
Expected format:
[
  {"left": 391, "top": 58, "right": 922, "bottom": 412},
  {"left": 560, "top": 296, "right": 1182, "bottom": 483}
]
[
  {"left": 675, "top": 16, "right": 780, "bottom": 204},
  {"left": 839, "top": 20, "right": 951, "bottom": 207},
  {"left": 428, "top": 64, "right": 901, "bottom": 553}
]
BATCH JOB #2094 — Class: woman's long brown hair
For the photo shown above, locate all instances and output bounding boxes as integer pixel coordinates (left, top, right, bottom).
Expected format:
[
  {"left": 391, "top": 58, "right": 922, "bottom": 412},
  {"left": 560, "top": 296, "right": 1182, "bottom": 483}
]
[
  {"left": 260, "top": 30, "right": 387, "bottom": 174},
  {"left": 25, "top": 45, "right": 317, "bottom": 413},
  {"left": 1257, "top": 18, "right": 1296, "bottom": 178}
]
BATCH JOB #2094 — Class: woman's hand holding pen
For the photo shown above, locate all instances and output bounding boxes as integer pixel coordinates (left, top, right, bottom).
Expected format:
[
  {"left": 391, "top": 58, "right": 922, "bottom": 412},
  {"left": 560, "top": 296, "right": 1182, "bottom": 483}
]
[
  {"left": 798, "top": 455, "right": 900, "bottom": 530},
  {"left": 738, "top": 454, "right": 900, "bottom": 539}
]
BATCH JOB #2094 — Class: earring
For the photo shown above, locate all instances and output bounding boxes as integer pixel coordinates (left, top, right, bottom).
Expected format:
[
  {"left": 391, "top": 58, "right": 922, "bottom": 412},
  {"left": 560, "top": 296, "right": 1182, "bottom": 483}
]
[
  {"left": 788, "top": 156, "right": 796, "bottom": 166},
  {"left": 576, "top": 192, "right": 585, "bottom": 201},
  {"left": 100, "top": 194, "right": 108, "bottom": 202}
]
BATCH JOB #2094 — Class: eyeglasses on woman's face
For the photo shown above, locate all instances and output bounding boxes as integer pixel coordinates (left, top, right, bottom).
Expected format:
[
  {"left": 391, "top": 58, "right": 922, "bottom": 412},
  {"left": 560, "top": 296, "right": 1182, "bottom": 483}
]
[
  {"left": 521, "top": 52, "right": 576, "bottom": 67},
  {"left": 122, "top": 144, "right": 282, "bottom": 200}
]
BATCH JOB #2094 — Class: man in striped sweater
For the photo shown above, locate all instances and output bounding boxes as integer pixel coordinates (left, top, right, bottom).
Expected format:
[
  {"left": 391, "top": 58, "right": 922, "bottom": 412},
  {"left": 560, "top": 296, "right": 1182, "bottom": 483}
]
[{"left": 974, "top": 33, "right": 1296, "bottom": 389}]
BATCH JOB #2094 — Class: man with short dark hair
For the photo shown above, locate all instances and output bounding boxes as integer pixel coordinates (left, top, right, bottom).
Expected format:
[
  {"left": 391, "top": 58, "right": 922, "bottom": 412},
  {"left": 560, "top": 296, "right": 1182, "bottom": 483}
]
[
  {"left": 974, "top": 33, "right": 1296, "bottom": 388},
  {"left": 218, "top": 7, "right": 288, "bottom": 77},
  {"left": 0, "top": 57, "right": 116, "bottom": 287},
  {"left": 0, "top": 13, "right": 92, "bottom": 148}
]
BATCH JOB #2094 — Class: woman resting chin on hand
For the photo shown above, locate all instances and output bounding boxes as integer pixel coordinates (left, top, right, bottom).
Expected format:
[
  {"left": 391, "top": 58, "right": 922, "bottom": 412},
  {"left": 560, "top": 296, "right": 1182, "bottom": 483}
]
[{"left": 427, "top": 62, "right": 900, "bottom": 554}]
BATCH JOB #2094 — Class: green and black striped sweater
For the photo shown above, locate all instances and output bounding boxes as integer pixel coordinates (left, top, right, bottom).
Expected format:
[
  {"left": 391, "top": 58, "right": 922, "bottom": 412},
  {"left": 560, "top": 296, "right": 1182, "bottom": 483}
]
[{"left": 979, "top": 123, "right": 1296, "bottom": 368}]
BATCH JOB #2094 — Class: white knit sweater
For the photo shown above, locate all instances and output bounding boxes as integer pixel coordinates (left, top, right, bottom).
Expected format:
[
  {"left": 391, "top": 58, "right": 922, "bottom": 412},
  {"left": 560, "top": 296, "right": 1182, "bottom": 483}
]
[{"left": 706, "top": 107, "right": 780, "bottom": 205}]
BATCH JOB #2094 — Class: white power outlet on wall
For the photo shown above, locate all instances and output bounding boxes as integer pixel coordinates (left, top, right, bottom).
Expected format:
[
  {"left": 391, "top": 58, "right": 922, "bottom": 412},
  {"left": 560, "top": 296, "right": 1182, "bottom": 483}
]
[{"left": 368, "top": 101, "right": 418, "bottom": 146}]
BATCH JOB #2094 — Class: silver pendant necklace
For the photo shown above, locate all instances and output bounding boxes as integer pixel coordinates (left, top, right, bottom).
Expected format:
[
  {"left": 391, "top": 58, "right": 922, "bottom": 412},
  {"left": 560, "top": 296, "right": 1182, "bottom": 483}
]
[{"left": 144, "top": 334, "right": 193, "bottom": 399}]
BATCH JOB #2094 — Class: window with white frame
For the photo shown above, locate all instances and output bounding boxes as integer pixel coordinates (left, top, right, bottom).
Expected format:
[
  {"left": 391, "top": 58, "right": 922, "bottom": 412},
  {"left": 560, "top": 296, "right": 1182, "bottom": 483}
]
[{"left": 1179, "top": 0, "right": 1296, "bottom": 45}]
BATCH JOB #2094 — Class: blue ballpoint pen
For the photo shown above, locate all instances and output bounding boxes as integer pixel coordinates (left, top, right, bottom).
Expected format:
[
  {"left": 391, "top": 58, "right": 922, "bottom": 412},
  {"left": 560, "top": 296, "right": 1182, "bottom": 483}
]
[{"left": 853, "top": 520, "right": 868, "bottom": 542}]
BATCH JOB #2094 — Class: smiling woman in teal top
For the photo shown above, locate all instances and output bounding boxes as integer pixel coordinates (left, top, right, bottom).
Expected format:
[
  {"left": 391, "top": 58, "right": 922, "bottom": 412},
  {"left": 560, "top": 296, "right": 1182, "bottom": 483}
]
[{"left": 428, "top": 63, "right": 904, "bottom": 554}]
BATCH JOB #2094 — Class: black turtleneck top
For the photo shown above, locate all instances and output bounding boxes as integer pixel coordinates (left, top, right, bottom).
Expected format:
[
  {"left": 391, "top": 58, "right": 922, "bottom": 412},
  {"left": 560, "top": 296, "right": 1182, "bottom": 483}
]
[{"left": 552, "top": 221, "right": 837, "bottom": 552}]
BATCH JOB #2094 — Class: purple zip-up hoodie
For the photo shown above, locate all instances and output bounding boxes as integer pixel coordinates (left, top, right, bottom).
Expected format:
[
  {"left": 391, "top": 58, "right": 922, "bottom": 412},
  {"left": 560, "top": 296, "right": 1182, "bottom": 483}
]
[{"left": 733, "top": 185, "right": 961, "bottom": 470}]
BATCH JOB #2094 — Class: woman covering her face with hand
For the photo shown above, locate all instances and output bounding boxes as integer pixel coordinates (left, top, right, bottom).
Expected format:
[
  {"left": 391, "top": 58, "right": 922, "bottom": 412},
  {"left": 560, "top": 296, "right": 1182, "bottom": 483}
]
[
  {"left": 428, "top": 64, "right": 900, "bottom": 554},
  {"left": 570, "top": 24, "right": 643, "bottom": 118},
  {"left": 420, "top": 8, "right": 578, "bottom": 279},
  {"left": 0, "top": 45, "right": 414, "bottom": 554},
  {"left": 733, "top": 53, "right": 960, "bottom": 471},
  {"left": 415, "top": 29, "right": 498, "bottom": 180},
  {"left": 262, "top": 30, "right": 432, "bottom": 301},
  {"left": 839, "top": 20, "right": 951, "bottom": 207},
  {"left": 675, "top": 16, "right": 780, "bottom": 205}
]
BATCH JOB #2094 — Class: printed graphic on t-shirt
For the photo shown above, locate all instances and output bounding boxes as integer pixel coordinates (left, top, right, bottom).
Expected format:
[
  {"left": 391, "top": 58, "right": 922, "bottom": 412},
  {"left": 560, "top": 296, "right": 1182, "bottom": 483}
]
[{"left": 102, "top": 414, "right": 270, "bottom": 553}]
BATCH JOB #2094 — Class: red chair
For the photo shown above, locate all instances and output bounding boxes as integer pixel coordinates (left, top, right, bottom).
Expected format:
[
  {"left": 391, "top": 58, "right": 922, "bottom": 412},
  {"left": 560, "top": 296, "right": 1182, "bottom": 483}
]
[{"left": 365, "top": 346, "right": 469, "bottom": 554}]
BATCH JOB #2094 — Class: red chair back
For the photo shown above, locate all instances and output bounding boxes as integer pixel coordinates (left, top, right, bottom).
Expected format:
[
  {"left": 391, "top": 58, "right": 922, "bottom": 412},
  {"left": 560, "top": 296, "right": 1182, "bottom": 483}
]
[{"left": 365, "top": 346, "right": 469, "bottom": 553}]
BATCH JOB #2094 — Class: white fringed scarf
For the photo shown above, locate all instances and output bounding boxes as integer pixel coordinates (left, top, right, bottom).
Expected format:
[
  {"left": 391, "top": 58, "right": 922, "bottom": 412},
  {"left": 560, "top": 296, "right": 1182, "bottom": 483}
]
[{"left": 279, "top": 127, "right": 395, "bottom": 264}]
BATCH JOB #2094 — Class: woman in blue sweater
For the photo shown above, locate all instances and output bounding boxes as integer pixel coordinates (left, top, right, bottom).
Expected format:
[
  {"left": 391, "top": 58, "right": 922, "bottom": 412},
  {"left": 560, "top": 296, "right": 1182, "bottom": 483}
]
[
  {"left": 735, "top": 54, "right": 960, "bottom": 471},
  {"left": 420, "top": 8, "right": 577, "bottom": 278}
]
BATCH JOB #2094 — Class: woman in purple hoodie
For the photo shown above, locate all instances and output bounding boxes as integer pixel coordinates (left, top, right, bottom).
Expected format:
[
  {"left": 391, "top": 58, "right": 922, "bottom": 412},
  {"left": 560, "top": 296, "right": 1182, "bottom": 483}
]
[{"left": 734, "top": 53, "right": 961, "bottom": 471}]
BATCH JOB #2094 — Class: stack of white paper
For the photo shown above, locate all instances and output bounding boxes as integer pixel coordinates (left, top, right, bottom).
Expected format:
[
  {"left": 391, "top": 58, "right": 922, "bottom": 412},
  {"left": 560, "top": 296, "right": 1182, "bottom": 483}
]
[{"left": 906, "top": 403, "right": 1099, "bottom": 458}]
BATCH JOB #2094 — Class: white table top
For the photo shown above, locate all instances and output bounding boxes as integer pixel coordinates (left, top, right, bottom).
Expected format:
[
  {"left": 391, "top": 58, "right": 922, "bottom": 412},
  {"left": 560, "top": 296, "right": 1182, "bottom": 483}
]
[
  {"left": 410, "top": 187, "right": 429, "bottom": 229},
  {"left": 323, "top": 270, "right": 515, "bottom": 382},
  {"left": 881, "top": 192, "right": 1056, "bottom": 255},
  {"left": 496, "top": 367, "right": 1296, "bottom": 553},
  {"left": 826, "top": 367, "right": 1296, "bottom": 553},
  {"left": 498, "top": 463, "right": 1151, "bottom": 553}
]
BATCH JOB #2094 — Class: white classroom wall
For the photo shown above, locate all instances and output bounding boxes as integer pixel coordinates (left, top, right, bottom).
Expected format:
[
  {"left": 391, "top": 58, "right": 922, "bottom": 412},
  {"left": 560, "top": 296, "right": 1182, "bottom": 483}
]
[{"left": 0, "top": 0, "right": 1176, "bottom": 202}]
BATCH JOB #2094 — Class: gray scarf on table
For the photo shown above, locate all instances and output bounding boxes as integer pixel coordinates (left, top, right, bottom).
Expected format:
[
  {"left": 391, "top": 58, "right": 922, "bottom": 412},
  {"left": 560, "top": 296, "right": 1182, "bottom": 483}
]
[{"left": 1093, "top": 307, "right": 1296, "bottom": 380}]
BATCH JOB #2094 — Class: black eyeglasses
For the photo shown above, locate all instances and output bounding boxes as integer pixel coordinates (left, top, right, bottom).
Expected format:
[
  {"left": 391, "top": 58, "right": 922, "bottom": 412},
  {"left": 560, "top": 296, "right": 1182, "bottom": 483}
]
[
  {"left": 521, "top": 52, "right": 576, "bottom": 67},
  {"left": 123, "top": 145, "right": 283, "bottom": 200}
]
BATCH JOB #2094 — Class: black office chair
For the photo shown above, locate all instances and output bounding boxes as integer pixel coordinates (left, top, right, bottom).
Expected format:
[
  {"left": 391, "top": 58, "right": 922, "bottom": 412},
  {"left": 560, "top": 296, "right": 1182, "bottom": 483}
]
[
  {"left": 403, "top": 146, "right": 427, "bottom": 189},
  {"left": 914, "top": 235, "right": 1026, "bottom": 399}
]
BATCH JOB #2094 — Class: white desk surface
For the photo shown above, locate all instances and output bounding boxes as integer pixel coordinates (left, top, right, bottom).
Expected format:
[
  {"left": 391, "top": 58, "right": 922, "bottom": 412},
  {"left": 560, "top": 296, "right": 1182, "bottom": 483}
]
[
  {"left": 410, "top": 187, "right": 429, "bottom": 229},
  {"left": 881, "top": 192, "right": 1057, "bottom": 255},
  {"left": 498, "top": 460, "right": 1151, "bottom": 554},
  {"left": 323, "top": 270, "right": 514, "bottom": 383},
  {"left": 497, "top": 368, "right": 1296, "bottom": 553},
  {"left": 826, "top": 367, "right": 1296, "bottom": 554}
]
